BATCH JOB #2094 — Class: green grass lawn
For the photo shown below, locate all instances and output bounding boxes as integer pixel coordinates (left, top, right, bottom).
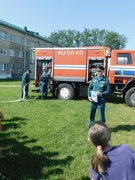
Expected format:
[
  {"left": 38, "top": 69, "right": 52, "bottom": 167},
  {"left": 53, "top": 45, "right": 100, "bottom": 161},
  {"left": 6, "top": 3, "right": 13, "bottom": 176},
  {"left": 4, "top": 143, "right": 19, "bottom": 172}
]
[{"left": 0, "top": 80, "right": 135, "bottom": 180}]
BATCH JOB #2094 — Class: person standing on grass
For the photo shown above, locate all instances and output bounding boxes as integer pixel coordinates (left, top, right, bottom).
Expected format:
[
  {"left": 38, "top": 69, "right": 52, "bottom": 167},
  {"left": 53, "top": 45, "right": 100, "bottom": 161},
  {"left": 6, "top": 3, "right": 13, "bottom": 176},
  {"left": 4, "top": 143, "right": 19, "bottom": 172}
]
[
  {"left": 21, "top": 69, "right": 31, "bottom": 99},
  {"left": 87, "top": 65, "right": 110, "bottom": 128},
  {"left": 88, "top": 121, "right": 135, "bottom": 180},
  {"left": 40, "top": 70, "right": 50, "bottom": 100}
]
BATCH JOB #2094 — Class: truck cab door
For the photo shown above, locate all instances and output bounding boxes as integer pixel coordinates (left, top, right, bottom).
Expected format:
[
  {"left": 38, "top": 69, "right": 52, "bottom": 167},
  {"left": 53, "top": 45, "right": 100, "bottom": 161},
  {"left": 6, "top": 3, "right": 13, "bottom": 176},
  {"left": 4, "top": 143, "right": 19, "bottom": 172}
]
[{"left": 109, "top": 51, "right": 133, "bottom": 84}]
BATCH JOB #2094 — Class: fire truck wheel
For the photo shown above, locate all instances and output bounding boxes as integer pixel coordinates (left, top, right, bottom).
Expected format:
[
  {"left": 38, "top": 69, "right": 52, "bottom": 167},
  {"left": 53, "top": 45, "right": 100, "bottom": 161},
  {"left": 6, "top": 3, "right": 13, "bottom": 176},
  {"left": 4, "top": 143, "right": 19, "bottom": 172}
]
[
  {"left": 57, "top": 84, "right": 75, "bottom": 100},
  {"left": 125, "top": 87, "right": 135, "bottom": 107}
]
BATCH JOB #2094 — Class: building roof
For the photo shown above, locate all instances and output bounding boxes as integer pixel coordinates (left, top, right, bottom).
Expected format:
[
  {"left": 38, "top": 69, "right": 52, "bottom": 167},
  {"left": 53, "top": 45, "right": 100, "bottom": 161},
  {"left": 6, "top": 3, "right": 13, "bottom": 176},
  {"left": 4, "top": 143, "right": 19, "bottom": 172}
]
[{"left": 0, "top": 19, "right": 59, "bottom": 46}]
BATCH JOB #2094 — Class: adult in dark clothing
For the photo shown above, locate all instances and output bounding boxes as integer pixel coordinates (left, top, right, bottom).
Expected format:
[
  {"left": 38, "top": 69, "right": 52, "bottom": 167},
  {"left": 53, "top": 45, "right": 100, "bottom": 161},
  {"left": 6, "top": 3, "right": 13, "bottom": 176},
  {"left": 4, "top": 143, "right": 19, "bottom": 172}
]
[
  {"left": 21, "top": 70, "right": 31, "bottom": 99},
  {"left": 87, "top": 65, "right": 110, "bottom": 128},
  {"left": 40, "top": 70, "right": 50, "bottom": 100}
]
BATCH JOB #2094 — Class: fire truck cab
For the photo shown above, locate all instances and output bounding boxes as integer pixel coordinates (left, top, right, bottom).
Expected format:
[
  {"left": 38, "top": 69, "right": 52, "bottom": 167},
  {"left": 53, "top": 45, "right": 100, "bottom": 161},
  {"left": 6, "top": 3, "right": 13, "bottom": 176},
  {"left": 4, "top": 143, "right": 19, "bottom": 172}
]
[{"left": 108, "top": 49, "right": 135, "bottom": 106}]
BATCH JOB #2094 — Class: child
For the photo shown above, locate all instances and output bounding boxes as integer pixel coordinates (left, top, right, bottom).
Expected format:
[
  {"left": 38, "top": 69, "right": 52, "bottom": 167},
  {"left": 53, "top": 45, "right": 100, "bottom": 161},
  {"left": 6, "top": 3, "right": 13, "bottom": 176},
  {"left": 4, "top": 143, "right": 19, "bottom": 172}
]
[
  {"left": 88, "top": 121, "right": 135, "bottom": 180},
  {"left": 0, "top": 108, "right": 4, "bottom": 131}
]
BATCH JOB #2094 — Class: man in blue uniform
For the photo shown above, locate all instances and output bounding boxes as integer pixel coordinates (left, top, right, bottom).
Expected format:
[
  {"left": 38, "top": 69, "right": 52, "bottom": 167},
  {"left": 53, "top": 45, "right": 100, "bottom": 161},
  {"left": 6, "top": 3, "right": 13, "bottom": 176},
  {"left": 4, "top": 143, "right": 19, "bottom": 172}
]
[
  {"left": 87, "top": 65, "right": 110, "bottom": 128},
  {"left": 40, "top": 70, "right": 50, "bottom": 100},
  {"left": 21, "top": 70, "right": 31, "bottom": 99}
]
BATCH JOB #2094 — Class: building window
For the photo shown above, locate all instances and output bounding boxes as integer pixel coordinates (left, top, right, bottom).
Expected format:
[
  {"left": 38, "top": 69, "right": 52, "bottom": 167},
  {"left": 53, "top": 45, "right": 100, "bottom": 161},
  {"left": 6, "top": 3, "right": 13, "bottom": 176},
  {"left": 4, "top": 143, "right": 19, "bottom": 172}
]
[
  {"left": 117, "top": 53, "right": 132, "bottom": 64},
  {"left": 32, "top": 41, "right": 36, "bottom": 48},
  {"left": 10, "top": 64, "right": 15, "bottom": 71},
  {"left": 10, "top": 34, "right": 15, "bottom": 42},
  {"left": 10, "top": 49, "right": 15, "bottom": 57},
  {"left": 18, "top": 37, "right": 23, "bottom": 45},
  {"left": 0, "top": 63, "right": 6, "bottom": 70},
  {"left": 18, "top": 50, "right": 23, "bottom": 58},
  {"left": 18, "top": 64, "right": 23, "bottom": 71},
  {"left": 1, "top": 48, "right": 7, "bottom": 55},
  {"left": 1, "top": 31, "right": 7, "bottom": 40}
]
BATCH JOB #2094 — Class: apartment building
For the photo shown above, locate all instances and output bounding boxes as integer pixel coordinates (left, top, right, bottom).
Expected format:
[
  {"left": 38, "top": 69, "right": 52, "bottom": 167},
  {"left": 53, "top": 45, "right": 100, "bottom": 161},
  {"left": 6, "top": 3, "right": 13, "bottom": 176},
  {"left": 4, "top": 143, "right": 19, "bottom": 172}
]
[{"left": 0, "top": 19, "right": 59, "bottom": 79}]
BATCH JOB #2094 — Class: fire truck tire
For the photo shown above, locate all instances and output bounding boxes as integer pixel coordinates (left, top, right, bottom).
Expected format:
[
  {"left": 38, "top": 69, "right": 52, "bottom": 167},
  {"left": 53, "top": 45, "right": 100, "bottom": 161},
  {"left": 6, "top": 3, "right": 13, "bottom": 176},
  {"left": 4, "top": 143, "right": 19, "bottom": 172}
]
[
  {"left": 125, "top": 87, "right": 135, "bottom": 107},
  {"left": 57, "top": 84, "right": 75, "bottom": 100}
]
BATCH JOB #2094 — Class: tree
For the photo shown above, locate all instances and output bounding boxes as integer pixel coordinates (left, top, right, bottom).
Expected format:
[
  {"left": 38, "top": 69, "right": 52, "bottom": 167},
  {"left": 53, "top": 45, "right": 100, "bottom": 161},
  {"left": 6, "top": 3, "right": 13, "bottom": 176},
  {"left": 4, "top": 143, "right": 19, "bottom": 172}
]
[
  {"left": 81, "top": 28, "right": 108, "bottom": 46},
  {"left": 47, "top": 30, "right": 82, "bottom": 47},
  {"left": 104, "top": 31, "right": 127, "bottom": 50},
  {"left": 47, "top": 28, "right": 127, "bottom": 50}
]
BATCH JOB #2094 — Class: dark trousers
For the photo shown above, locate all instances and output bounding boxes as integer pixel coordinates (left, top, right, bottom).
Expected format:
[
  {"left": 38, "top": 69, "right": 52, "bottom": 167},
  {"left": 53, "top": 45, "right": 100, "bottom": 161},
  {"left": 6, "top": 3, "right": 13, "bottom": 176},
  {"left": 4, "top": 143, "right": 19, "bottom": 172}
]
[
  {"left": 41, "top": 83, "right": 48, "bottom": 99},
  {"left": 88, "top": 98, "right": 106, "bottom": 128},
  {"left": 22, "top": 84, "right": 29, "bottom": 98}
]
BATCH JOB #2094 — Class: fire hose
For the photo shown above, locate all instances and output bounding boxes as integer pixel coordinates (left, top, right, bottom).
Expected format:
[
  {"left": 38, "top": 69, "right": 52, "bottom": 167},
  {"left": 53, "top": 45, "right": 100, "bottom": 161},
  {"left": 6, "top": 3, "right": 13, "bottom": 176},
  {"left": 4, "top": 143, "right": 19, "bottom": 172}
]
[{"left": 0, "top": 84, "right": 27, "bottom": 103}]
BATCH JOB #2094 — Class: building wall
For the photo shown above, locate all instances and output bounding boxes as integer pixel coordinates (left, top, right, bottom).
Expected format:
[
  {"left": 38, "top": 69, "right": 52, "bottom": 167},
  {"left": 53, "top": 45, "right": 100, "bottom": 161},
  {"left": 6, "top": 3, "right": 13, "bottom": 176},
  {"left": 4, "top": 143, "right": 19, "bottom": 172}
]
[{"left": 0, "top": 21, "right": 58, "bottom": 79}]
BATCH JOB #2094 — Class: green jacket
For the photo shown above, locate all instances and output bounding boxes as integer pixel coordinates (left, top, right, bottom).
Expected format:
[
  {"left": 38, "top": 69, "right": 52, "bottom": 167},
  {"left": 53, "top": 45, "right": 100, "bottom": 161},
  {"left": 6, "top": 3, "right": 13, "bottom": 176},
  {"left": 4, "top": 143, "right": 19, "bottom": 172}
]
[
  {"left": 88, "top": 76, "right": 110, "bottom": 98},
  {"left": 40, "top": 73, "right": 50, "bottom": 85},
  {"left": 22, "top": 72, "right": 30, "bottom": 85}
]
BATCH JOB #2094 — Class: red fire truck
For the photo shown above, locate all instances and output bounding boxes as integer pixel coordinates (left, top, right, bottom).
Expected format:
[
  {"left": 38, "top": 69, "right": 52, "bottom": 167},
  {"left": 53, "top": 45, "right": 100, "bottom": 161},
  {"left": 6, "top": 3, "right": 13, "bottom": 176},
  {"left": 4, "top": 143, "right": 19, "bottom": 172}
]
[{"left": 31, "top": 46, "right": 135, "bottom": 107}]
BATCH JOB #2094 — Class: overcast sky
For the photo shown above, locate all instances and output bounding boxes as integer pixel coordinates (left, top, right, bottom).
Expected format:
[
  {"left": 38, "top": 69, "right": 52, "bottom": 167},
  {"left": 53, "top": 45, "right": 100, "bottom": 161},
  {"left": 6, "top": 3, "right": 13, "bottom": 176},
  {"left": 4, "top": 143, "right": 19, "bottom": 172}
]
[{"left": 0, "top": 0, "right": 135, "bottom": 49}]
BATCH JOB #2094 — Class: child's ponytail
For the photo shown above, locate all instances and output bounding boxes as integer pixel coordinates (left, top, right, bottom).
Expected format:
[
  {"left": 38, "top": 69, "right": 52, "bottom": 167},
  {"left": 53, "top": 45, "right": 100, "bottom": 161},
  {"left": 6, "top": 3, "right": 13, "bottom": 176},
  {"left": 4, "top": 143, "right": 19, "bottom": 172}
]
[
  {"left": 91, "top": 145, "right": 109, "bottom": 174},
  {"left": 88, "top": 121, "right": 111, "bottom": 174}
]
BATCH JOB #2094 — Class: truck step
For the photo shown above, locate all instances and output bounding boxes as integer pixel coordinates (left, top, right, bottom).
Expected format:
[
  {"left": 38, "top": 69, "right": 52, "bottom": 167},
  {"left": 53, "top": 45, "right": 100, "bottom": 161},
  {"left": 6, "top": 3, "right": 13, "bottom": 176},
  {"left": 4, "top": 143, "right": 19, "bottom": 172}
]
[{"left": 116, "top": 94, "right": 123, "bottom": 98}]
